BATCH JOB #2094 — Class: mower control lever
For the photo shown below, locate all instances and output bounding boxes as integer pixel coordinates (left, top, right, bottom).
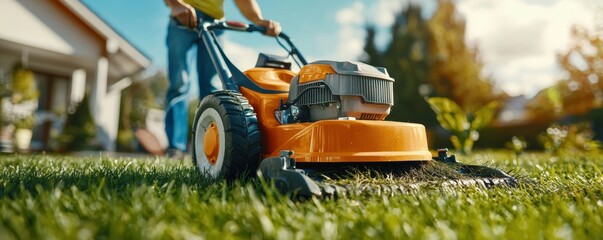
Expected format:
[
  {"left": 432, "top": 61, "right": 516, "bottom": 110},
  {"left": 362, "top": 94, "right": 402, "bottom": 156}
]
[{"left": 435, "top": 148, "right": 457, "bottom": 163}]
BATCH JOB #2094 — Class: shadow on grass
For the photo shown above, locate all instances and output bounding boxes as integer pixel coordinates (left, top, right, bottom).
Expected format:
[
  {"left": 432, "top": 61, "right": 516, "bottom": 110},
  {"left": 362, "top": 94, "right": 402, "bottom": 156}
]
[
  {"left": 0, "top": 153, "right": 527, "bottom": 200},
  {"left": 0, "top": 154, "right": 258, "bottom": 199}
]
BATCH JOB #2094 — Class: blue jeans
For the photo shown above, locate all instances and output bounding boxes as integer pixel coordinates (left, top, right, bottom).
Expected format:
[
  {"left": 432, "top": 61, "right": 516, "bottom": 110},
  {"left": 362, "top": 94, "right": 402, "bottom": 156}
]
[{"left": 165, "top": 10, "right": 222, "bottom": 152}]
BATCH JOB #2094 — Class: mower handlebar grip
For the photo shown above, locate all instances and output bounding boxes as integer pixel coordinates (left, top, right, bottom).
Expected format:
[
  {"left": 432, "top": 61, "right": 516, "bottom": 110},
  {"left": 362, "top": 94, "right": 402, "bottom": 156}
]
[
  {"left": 248, "top": 24, "right": 288, "bottom": 38},
  {"left": 205, "top": 21, "right": 286, "bottom": 38},
  {"left": 247, "top": 24, "right": 272, "bottom": 35}
]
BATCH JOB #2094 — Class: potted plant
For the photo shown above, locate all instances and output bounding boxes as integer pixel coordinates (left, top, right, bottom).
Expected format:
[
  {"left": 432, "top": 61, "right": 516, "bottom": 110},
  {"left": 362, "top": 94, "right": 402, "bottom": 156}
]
[
  {"left": 13, "top": 115, "right": 34, "bottom": 151},
  {"left": 10, "top": 65, "right": 39, "bottom": 152}
]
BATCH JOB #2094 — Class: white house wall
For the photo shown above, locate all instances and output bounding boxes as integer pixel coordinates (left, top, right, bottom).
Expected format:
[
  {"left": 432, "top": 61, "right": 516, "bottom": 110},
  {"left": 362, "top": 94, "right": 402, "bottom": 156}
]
[
  {"left": 0, "top": 0, "right": 102, "bottom": 62},
  {"left": 0, "top": 0, "right": 150, "bottom": 152},
  {"left": 71, "top": 69, "right": 86, "bottom": 104},
  {"left": 99, "top": 88, "right": 122, "bottom": 152},
  {"left": 0, "top": 54, "right": 18, "bottom": 75},
  {"left": 51, "top": 79, "right": 69, "bottom": 114}
]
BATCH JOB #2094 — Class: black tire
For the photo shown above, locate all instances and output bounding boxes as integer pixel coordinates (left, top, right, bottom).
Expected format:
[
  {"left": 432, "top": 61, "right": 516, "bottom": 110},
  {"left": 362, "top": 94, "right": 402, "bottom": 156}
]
[{"left": 191, "top": 91, "right": 261, "bottom": 180}]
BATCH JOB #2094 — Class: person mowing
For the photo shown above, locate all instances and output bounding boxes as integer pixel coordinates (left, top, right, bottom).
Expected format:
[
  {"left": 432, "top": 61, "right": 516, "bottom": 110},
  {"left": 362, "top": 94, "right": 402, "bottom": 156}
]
[{"left": 163, "top": 0, "right": 281, "bottom": 159}]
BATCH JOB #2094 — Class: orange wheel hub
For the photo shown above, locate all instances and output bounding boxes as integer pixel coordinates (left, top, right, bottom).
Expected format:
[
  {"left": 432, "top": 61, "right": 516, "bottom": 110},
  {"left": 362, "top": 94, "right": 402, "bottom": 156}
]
[{"left": 203, "top": 122, "right": 220, "bottom": 165}]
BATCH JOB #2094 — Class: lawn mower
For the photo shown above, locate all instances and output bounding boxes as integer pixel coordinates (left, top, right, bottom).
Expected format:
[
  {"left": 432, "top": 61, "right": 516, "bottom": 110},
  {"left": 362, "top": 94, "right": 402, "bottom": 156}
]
[{"left": 191, "top": 20, "right": 516, "bottom": 197}]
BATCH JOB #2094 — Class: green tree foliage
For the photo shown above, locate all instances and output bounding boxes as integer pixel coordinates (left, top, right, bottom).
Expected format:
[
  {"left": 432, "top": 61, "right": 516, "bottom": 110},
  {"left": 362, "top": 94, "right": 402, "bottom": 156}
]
[
  {"left": 362, "top": 1, "right": 504, "bottom": 128},
  {"left": 117, "top": 71, "right": 168, "bottom": 151},
  {"left": 427, "top": 0, "right": 505, "bottom": 112},
  {"left": 525, "top": 85, "right": 564, "bottom": 122},
  {"left": 146, "top": 71, "right": 169, "bottom": 109},
  {"left": 59, "top": 95, "right": 96, "bottom": 151},
  {"left": 539, "top": 123, "right": 600, "bottom": 156},
  {"left": 0, "top": 97, "right": 4, "bottom": 127},
  {"left": 362, "top": 26, "right": 382, "bottom": 68},
  {"left": 121, "top": 82, "right": 153, "bottom": 131},
  {"left": 9, "top": 65, "right": 39, "bottom": 130},
  {"left": 525, "top": 26, "right": 603, "bottom": 127},
  {"left": 120, "top": 71, "right": 168, "bottom": 131},
  {"left": 556, "top": 26, "right": 603, "bottom": 116},
  {"left": 362, "top": 4, "right": 437, "bottom": 126},
  {"left": 10, "top": 66, "right": 39, "bottom": 104},
  {"left": 0, "top": 70, "right": 10, "bottom": 127}
]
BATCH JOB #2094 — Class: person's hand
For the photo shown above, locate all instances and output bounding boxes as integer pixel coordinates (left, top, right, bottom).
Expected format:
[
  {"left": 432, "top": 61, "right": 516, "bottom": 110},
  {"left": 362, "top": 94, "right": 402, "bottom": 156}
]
[
  {"left": 169, "top": 0, "right": 197, "bottom": 28},
  {"left": 254, "top": 19, "right": 281, "bottom": 37}
]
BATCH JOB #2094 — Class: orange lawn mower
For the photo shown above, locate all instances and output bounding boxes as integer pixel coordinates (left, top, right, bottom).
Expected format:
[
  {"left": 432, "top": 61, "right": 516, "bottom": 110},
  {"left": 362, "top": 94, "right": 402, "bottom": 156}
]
[{"left": 191, "top": 20, "right": 516, "bottom": 197}]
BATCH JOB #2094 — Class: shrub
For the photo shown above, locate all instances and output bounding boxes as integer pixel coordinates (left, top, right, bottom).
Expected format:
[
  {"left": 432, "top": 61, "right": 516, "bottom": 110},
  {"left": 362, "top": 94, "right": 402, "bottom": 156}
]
[
  {"left": 11, "top": 67, "right": 39, "bottom": 103},
  {"left": 58, "top": 95, "right": 97, "bottom": 151},
  {"left": 539, "top": 123, "right": 601, "bottom": 155},
  {"left": 13, "top": 115, "right": 34, "bottom": 129},
  {"left": 1, "top": 66, "right": 40, "bottom": 129},
  {"left": 0, "top": 98, "right": 8, "bottom": 128},
  {"left": 506, "top": 136, "right": 528, "bottom": 157}
]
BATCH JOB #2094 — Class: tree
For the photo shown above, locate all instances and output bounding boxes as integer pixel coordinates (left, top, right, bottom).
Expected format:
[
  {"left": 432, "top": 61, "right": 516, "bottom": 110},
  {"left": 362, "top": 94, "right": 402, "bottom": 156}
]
[
  {"left": 361, "top": 26, "right": 382, "bottom": 68},
  {"left": 117, "top": 71, "right": 168, "bottom": 151},
  {"left": 362, "top": 1, "right": 506, "bottom": 127},
  {"left": 556, "top": 26, "right": 603, "bottom": 116},
  {"left": 362, "top": 4, "right": 437, "bottom": 126},
  {"left": 525, "top": 85, "right": 564, "bottom": 122},
  {"left": 120, "top": 71, "right": 168, "bottom": 131},
  {"left": 427, "top": 0, "right": 505, "bottom": 112},
  {"left": 59, "top": 94, "right": 96, "bottom": 151},
  {"left": 0, "top": 70, "right": 11, "bottom": 128}
]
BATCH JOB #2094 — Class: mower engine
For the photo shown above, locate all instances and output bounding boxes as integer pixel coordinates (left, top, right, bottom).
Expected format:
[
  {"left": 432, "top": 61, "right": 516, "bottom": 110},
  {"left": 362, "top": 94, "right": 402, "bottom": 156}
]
[{"left": 278, "top": 61, "right": 395, "bottom": 124}]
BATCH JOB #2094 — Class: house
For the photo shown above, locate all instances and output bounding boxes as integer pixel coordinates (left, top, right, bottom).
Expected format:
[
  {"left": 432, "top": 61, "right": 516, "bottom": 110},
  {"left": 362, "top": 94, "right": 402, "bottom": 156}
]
[
  {"left": 496, "top": 95, "right": 529, "bottom": 124},
  {"left": 0, "top": 0, "right": 151, "bottom": 151}
]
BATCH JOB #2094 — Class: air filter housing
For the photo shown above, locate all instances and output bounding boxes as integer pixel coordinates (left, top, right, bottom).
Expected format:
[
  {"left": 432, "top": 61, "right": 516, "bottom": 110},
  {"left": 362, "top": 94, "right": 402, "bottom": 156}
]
[{"left": 288, "top": 61, "right": 394, "bottom": 121}]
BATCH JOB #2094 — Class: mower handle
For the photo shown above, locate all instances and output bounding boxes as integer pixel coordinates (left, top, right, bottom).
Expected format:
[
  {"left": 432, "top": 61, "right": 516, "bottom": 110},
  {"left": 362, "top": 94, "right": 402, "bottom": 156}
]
[
  {"left": 202, "top": 20, "right": 307, "bottom": 65},
  {"left": 205, "top": 20, "right": 282, "bottom": 37},
  {"left": 198, "top": 20, "right": 307, "bottom": 93}
]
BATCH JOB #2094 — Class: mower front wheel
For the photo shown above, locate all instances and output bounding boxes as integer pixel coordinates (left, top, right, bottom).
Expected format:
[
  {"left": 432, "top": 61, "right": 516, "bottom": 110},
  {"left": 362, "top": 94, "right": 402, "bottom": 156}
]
[{"left": 191, "top": 91, "right": 261, "bottom": 180}]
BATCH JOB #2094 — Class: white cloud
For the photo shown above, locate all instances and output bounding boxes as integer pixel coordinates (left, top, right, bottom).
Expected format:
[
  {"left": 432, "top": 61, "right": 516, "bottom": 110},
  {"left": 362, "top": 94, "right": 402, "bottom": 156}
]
[
  {"left": 327, "top": 0, "right": 439, "bottom": 61},
  {"left": 334, "top": 0, "right": 602, "bottom": 97},
  {"left": 336, "top": 2, "right": 365, "bottom": 25},
  {"left": 368, "top": 0, "right": 408, "bottom": 27},
  {"left": 186, "top": 38, "right": 259, "bottom": 99},
  {"left": 221, "top": 38, "right": 259, "bottom": 70},
  {"left": 496, "top": 61, "right": 561, "bottom": 97},
  {"left": 332, "top": 1, "right": 366, "bottom": 61},
  {"left": 331, "top": 0, "right": 421, "bottom": 61},
  {"left": 258, "top": 0, "right": 601, "bottom": 99},
  {"left": 457, "top": 0, "right": 601, "bottom": 97},
  {"left": 365, "top": 0, "right": 439, "bottom": 51}
]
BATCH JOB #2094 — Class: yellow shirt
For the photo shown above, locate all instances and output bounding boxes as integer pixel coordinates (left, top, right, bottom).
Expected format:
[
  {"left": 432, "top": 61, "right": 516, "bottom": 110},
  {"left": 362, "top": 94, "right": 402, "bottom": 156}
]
[{"left": 184, "top": 0, "right": 225, "bottom": 19}]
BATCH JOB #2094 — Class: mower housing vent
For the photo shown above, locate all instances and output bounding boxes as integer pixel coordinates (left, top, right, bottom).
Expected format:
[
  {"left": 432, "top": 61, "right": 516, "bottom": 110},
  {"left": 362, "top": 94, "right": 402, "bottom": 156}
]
[
  {"left": 295, "top": 74, "right": 394, "bottom": 106},
  {"left": 288, "top": 61, "right": 395, "bottom": 121}
]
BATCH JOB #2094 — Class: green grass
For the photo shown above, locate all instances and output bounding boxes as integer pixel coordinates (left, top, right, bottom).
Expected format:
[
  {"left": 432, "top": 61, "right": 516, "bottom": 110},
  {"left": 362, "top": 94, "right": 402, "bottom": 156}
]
[{"left": 1, "top": 151, "right": 602, "bottom": 239}]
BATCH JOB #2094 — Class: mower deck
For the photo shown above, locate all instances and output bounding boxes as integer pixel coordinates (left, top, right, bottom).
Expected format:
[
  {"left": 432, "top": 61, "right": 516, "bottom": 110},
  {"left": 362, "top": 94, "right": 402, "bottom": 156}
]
[{"left": 264, "top": 120, "right": 433, "bottom": 163}]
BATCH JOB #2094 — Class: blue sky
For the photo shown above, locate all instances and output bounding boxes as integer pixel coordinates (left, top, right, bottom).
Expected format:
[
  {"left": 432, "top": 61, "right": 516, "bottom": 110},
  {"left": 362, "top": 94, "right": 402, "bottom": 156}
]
[
  {"left": 82, "top": 0, "right": 371, "bottom": 68},
  {"left": 83, "top": 0, "right": 602, "bottom": 97}
]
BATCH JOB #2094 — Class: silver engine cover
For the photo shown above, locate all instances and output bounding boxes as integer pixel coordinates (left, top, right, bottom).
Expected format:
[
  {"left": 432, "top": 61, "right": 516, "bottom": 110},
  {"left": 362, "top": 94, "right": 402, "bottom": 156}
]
[{"left": 288, "top": 61, "right": 394, "bottom": 121}]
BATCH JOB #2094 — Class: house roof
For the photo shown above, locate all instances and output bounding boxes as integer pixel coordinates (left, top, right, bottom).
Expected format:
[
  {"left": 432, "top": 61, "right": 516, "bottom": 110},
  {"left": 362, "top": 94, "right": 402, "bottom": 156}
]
[
  {"left": 58, "top": 0, "right": 151, "bottom": 72},
  {"left": 0, "top": 0, "right": 151, "bottom": 81}
]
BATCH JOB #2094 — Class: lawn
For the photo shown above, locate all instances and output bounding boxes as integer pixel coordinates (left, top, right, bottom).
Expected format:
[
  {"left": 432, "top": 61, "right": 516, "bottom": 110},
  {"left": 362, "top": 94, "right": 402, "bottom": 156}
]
[{"left": 1, "top": 151, "right": 602, "bottom": 239}]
